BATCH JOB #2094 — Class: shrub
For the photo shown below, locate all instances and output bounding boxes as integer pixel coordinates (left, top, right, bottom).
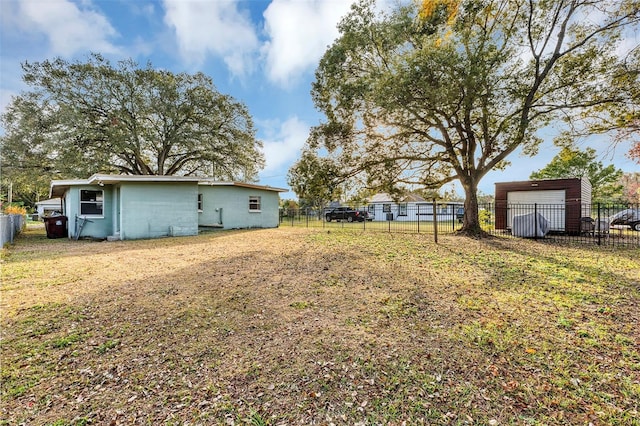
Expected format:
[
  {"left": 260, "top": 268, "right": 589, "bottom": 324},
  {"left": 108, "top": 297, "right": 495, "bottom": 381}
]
[{"left": 3, "top": 205, "right": 27, "bottom": 215}]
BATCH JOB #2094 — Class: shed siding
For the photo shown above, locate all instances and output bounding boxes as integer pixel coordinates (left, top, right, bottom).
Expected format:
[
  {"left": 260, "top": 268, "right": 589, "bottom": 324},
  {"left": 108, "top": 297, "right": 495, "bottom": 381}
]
[
  {"left": 198, "top": 186, "right": 280, "bottom": 229},
  {"left": 120, "top": 182, "right": 198, "bottom": 240}
]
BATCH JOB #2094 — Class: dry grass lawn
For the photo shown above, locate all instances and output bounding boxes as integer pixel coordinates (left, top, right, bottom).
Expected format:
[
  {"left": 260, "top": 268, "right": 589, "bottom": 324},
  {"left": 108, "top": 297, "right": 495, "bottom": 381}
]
[{"left": 1, "top": 226, "right": 639, "bottom": 425}]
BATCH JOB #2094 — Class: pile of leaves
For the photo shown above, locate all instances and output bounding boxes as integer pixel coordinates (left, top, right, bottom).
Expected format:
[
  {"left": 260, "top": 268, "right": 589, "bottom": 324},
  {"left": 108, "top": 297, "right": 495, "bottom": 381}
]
[{"left": 1, "top": 227, "right": 638, "bottom": 425}]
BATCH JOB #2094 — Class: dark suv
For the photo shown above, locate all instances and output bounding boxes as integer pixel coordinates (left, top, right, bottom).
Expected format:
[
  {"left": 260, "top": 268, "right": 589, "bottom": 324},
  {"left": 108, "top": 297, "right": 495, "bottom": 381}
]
[{"left": 325, "top": 207, "right": 369, "bottom": 222}]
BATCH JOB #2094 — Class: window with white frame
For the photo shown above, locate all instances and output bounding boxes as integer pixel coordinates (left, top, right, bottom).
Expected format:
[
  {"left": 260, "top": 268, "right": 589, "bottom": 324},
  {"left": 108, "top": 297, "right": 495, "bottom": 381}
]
[
  {"left": 399, "top": 203, "right": 408, "bottom": 216},
  {"left": 382, "top": 204, "right": 391, "bottom": 213},
  {"left": 249, "top": 196, "right": 261, "bottom": 212},
  {"left": 368, "top": 204, "right": 375, "bottom": 214},
  {"left": 80, "top": 189, "right": 103, "bottom": 216},
  {"left": 197, "top": 193, "right": 203, "bottom": 211}
]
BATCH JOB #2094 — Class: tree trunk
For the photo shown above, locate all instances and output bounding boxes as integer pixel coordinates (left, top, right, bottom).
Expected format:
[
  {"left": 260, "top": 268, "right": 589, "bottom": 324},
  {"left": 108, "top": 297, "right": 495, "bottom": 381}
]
[{"left": 458, "top": 178, "right": 486, "bottom": 237}]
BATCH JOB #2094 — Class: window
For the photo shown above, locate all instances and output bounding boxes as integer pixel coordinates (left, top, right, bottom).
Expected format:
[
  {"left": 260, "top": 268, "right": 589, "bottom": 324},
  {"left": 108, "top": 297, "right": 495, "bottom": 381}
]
[
  {"left": 197, "top": 193, "right": 203, "bottom": 212},
  {"left": 399, "top": 203, "right": 407, "bottom": 216},
  {"left": 249, "top": 196, "right": 261, "bottom": 212},
  {"left": 368, "top": 204, "right": 375, "bottom": 214},
  {"left": 80, "top": 189, "right": 103, "bottom": 216},
  {"left": 382, "top": 204, "right": 391, "bottom": 213}
]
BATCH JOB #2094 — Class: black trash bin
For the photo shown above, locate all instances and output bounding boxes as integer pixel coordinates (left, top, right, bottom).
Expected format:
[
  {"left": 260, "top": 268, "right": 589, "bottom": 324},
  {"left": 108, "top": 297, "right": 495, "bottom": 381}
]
[
  {"left": 44, "top": 215, "right": 68, "bottom": 239},
  {"left": 386, "top": 212, "right": 394, "bottom": 221}
]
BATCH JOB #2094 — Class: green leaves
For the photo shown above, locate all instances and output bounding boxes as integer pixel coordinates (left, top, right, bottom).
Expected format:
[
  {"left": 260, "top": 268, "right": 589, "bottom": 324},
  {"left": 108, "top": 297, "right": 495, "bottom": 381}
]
[
  {"left": 530, "top": 147, "right": 624, "bottom": 202},
  {"left": 304, "top": 0, "right": 639, "bottom": 233},
  {"left": 1, "top": 53, "right": 264, "bottom": 183}
]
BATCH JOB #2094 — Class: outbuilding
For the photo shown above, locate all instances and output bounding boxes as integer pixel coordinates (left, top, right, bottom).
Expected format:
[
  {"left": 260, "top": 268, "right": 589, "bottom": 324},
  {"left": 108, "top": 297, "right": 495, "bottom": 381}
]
[
  {"left": 494, "top": 177, "right": 592, "bottom": 234},
  {"left": 35, "top": 198, "right": 63, "bottom": 218},
  {"left": 50, "top": 174, "right": 286, "bottom": 240}
]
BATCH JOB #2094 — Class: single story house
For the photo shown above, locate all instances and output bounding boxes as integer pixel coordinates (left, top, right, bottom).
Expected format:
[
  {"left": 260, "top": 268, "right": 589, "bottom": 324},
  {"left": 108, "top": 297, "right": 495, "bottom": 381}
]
[
  {"left": 35, "top": 198, "right": 63, "bottom": 218},
  {"left": 494, "top": 177, "right": 592, "bottom": 234},
  {"left": 366, "top": 192, "right": 463, "bottom": 222},
  {"left": 50, "top": 174, "right": 286, "bottom": 240}
]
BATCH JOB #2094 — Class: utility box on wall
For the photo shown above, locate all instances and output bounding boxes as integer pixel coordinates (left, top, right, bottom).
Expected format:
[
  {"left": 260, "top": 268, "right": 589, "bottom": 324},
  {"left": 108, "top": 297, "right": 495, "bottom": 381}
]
[{"left": 494, "top": 177, "right": 592, "bottom": 235}]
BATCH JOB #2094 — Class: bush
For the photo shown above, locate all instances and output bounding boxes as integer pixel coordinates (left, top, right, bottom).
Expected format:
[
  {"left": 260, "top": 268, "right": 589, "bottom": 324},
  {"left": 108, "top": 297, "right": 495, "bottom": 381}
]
[{"left": 3, "top": 205, "right": 27, "bottom": 215}]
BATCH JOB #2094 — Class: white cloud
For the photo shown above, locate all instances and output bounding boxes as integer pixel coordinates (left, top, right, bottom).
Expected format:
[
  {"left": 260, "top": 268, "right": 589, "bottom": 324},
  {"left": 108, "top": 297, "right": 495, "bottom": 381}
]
[
  {"left": 163, "top": 0, "right": 259, "bottom": 76},
  {"left": 16, "top": 0, "right": 118, "bottom": 57},
  {"left": 259, "top": 116, "right": 309, "bottom": 173},
  {"left": 261, "top": 0, "right": 357, "bottom": 87}
]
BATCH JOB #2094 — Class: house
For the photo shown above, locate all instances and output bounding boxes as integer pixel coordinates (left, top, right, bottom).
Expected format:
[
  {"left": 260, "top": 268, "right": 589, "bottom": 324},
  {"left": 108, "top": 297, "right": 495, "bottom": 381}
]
[
  {"left": 366, "top": 192, "right": 463, "bottom": 222},
  {"left": 50, "top": 174, "right": 286, "bottom": 240},
  {"left": 494, "top": 177, "right": 592, "bottom": 234},
  {"left": 35, "top": 198, "right": 63, "bottom": 218}
]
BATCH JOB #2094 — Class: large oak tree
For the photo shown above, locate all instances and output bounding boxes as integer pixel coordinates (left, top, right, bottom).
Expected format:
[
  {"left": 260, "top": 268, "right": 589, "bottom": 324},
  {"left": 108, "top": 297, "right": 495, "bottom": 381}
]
[
  {"left": 307, "top": 0, "right": 639, "bottom": 235},
  {"left": 1, "top": 54, "right": 264, "bottom": 204}
]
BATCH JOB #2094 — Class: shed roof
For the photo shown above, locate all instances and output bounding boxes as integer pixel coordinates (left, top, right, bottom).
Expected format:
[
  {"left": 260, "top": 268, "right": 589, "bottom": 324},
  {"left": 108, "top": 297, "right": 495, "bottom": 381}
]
[{"left": 35, "top": 197, "right": 62, "bottom": 206}]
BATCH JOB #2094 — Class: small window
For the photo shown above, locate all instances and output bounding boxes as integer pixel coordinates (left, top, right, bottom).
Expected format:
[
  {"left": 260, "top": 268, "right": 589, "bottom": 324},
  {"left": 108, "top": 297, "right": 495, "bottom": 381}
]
[
  {"left": 249, "top": 196, "right": 261, "bottom": 212},
  {"left": 197, "top": 193, "right": 203, "bottom": 212},
  {"left": 399, "top": 203, "right": 407, "bottom": 216},
  {"left": 382, "top": 204, "right": 391, "bottom": 213},
  {"left": 368, "top": 204, "right": 375, "bottom": 214},
  {"left": 80, "top": 189, "right": 103, "bottom": 216}
]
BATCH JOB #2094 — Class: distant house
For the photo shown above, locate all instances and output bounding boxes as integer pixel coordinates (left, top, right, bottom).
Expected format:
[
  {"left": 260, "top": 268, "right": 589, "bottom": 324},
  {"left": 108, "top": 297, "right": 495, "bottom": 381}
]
[
  {"left": 366, "top": 192, "right": 463, "bottom": 222},
  {"left": 494, "top": 177, "right": 592, "bottom": 234},
  {"left": 35, "top": 198, "right": 63, "bottom": 218},
  {"left": 50, "top": 174, "right": 286, "bottom": 240}
]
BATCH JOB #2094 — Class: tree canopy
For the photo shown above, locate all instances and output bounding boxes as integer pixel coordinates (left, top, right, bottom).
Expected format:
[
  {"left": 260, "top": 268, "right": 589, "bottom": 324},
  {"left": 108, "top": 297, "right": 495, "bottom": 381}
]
[
  {"left": 1, "top": 54, "right": 264, "bottom": 205},
  {"left": 305, "top": 0, "right": 640, "bottom": 234},
  {"left": 530, "top": 147, "right": 623, "bottom": 202},
  {"left": 287, "top": 150, "right": 343, "bottom": 212}
]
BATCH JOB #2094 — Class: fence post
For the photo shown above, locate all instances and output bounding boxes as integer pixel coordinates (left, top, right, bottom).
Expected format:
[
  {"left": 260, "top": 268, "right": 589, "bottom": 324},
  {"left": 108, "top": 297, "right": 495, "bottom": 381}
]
[
  {"left": 452, "top": 203, "right": 455, "bottom": 231},
  {"left": 597, "top": 203, "right": 601, "bottom": 246},
  {"left": 9, "top": 214, "right": 15, "bottom": 244},
  {"left": 417, "top": 204, "right": 420, "bottom": 233},
  {"left": 433, "top": 199, "right": 438, "bottom": 244},
  {"left": 363, "top": 207, "right": 366, "bottom": 231},
  {"left": 534, "top": 203, "right": 538, "bottom": 241}
]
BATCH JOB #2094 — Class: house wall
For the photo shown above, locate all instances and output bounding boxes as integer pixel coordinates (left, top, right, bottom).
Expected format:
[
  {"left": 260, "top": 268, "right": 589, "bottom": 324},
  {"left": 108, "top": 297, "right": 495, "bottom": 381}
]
[
  {"left": 368, "top": 202, "right": 461, "bottom": 222},
  {"left": 64, "top": 185, "right": 114, "bottom": 239},
  {"left": 119, "top": 182, "right": 198, "bottom": 240},
  {"left": 495, "top": 178, "right": 587, "bottom": 234},
  {"left": 198, "top": 186, "right": 280, "bottom": 229}
]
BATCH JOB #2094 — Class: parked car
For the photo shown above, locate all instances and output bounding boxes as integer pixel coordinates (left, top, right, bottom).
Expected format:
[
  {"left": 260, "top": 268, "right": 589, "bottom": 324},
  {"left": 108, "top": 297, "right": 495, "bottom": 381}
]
[
  {"left": 609, "top": 208, "right": 640, "bottom": 231},
  {"left": 325, "top": 207, "right": 369, "bottom": 222}
]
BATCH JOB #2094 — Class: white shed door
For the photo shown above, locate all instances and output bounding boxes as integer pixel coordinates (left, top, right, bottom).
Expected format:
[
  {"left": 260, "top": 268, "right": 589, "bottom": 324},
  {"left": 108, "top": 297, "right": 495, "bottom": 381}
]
[{"left": 507, "top": 190, "right": 566, "bottom": 231}]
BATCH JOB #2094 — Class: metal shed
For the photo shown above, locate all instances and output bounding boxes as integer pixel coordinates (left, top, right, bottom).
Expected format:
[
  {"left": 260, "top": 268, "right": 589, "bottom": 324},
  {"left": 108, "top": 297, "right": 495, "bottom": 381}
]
[{"left": 494, "top": 177, "right": 592, "bottom": 234}]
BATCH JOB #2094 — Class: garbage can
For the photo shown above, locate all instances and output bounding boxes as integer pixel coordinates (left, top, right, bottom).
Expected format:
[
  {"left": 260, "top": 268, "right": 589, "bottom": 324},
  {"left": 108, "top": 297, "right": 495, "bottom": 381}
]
[
  {"left": 386, "top": 213, "right": 394, "bottom": 221},
  {"left": 43, "top": 216, "right": 68, "bottom": 239}
]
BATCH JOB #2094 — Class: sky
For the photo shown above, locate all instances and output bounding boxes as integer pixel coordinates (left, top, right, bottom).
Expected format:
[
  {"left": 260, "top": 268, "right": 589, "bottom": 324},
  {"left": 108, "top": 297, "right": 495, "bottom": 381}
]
[{"left": 1, "top": 0, "right": 638, "bottom": 201}]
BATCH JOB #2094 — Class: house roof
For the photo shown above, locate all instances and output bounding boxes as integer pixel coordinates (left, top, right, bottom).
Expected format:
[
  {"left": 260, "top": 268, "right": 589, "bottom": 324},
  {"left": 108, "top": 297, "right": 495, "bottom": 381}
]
[
  {"left": 198, "top": 179, "right": 287, "bottom": 192},
  {"left": 369, "top": 192, "right": 427, "bottom": 203},
  {"left": 50, "top": 174, "right": 287, "bottom": 197}
]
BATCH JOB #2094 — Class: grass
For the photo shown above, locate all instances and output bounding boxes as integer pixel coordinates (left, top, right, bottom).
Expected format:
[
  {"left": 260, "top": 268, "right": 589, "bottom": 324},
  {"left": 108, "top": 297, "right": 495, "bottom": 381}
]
[{"left": 1, "top": 226, "right": 639, "bottom": 425}]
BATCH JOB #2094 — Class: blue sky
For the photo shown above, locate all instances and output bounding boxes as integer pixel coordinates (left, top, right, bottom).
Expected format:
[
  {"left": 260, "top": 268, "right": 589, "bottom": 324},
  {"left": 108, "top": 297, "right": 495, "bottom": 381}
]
[{"left": 1, "top": 0, "right": 638, "bottom": 200}]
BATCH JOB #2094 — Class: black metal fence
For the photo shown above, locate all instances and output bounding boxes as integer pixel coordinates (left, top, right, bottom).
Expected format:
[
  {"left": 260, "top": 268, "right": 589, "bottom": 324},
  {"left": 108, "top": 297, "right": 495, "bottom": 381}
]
[{"left": 279, "top": 203, "right": 640, "bottom": 247}]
